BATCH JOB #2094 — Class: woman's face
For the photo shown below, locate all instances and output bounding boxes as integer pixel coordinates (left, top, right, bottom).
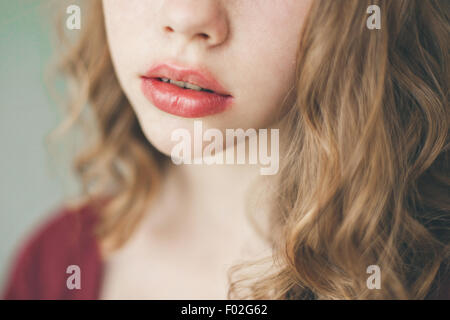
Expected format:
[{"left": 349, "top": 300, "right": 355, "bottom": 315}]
[{"left": 102, "top": 0, "right": 311, "bottom": 155}]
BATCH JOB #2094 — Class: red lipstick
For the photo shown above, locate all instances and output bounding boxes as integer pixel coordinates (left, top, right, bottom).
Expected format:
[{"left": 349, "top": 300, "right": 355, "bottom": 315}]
[{"left": 141, "top": 63, "right": 233, "bottom": 118}]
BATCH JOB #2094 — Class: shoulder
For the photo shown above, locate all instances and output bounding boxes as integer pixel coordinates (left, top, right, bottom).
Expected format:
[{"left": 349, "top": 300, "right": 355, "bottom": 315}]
[{"left": 2, "top": 200, "right": 103, "bottom": 300}]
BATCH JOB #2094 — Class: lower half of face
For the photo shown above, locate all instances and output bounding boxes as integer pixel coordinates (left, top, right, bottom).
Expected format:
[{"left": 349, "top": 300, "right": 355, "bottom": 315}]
[{"left": 102, "top": 0, "right": 311, "bottom": 156}]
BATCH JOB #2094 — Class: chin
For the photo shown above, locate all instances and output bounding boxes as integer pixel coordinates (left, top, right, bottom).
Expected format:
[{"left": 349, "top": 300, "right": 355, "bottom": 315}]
[
  {"left": 139, "top": 119, "right": 186, "bottom": 157},
  {"left": 136, "top": 115, "right": 234, "bottom": 159}
]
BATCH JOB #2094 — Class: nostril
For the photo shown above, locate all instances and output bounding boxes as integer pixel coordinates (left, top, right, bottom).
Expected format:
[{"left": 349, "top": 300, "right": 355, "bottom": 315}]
[
  {"left": 163, "top": 26, "right": 211, "bottom": 41},
  {"left": 164, "top": 26, "right": 174, "bottom": 33}
]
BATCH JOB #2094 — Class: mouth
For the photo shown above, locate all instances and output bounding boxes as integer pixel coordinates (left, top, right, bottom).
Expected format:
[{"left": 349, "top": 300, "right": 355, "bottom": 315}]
[
  {"left": 155, "top": 77, "right": 216, "bottom": 93},
  {"left": 141, "top": 63, "right": 233, "bottom": 118}
]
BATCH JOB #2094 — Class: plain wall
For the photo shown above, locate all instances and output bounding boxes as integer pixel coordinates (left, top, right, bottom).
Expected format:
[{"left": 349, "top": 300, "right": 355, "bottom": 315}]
[{"left": 0, "top": 0, "right": 78, "bottom": 290}]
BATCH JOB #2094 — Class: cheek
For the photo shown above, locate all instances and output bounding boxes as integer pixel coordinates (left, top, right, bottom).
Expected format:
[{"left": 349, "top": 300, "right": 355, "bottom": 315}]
[
  {"left": 228, "top": 3, "right": 306, "bottom": 127},
  {"left": 103, "top": 1, "right": 159, "bottom": 79},
  {"left": 103, "top": 4, "right": 135, "bottom": 84}
]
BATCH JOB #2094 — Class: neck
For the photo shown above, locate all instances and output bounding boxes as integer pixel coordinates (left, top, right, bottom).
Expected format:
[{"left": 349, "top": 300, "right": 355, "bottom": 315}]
[{"left": 142, "top": 156, "right": 275, "bottom": 244}]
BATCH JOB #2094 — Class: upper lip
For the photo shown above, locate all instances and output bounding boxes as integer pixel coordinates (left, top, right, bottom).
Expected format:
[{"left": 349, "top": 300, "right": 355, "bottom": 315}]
[{"left": 142, "top": 63, "right": 232, "bottom": 96}]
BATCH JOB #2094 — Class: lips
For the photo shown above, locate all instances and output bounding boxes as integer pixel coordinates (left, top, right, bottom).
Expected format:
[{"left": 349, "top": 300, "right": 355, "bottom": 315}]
[{"left": 141, "top": 63, "right": 233, "bottom": 118}]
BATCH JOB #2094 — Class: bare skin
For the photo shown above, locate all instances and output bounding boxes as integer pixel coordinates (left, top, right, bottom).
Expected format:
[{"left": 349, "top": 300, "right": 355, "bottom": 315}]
[
  {"left": 99, "top": 162, "right": 274, "bottom": 299},
  {"left": 99, "top": 0, "right": 311, "bottom": 299}
]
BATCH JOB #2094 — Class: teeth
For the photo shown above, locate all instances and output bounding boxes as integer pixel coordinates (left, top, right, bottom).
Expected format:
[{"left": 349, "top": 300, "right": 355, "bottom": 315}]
[
  {"left": 170, "top": 79, "right": 186, "bottom": 88},
  {"left": 184, "top": 82, "right": 203, "bottom": 91},
  {"left": 161, "top": 78, "right": 205, "bottom": 92}
]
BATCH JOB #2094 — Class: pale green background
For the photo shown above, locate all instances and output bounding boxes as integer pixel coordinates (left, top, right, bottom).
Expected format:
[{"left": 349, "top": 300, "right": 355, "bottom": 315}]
[{"left": 0, "top": 0, "right": 79, "bottom": 291}]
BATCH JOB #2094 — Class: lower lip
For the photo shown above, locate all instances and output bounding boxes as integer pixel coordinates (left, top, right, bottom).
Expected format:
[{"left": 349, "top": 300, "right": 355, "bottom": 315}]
[{"left": 141, "top": 77, "right": 233, "bottom": 118}]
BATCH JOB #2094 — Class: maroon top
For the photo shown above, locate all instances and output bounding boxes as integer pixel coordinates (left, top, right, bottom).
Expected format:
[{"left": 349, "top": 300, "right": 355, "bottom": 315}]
[
  {"left": 2, "top": 204, "right": 103, "bottom": 299},
  {"left": 2, "top": 203, "right": 449, "bottom": 300}
]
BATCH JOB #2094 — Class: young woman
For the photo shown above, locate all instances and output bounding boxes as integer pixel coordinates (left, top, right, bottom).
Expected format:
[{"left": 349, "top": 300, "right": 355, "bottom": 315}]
[{"left": 3, "top": 0, "right": 449, "bottom": 299}]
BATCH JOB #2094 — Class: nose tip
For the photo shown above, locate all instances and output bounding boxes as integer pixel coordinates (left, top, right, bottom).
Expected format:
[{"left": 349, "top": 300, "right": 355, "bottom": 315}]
[{"left": 161, "top": 0, "right": 229, "bottom": 47}]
